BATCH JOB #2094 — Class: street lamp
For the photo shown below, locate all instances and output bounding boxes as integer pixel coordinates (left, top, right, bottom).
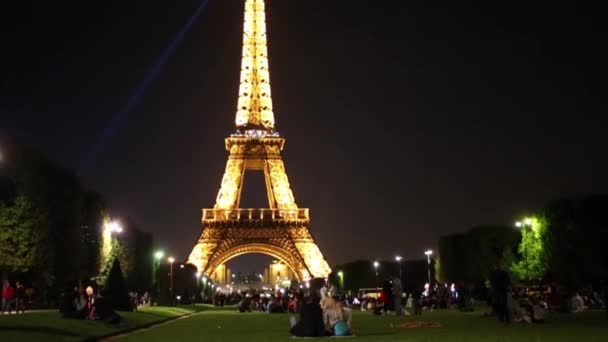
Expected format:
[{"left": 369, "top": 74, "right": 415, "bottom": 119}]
[
  {"left": 337, "top": 271, "right": 344, "bottom": 292},
  {"left": 154, "top": 250, "right": 164, "bottom": 302},
  {"left": 106, "top": 221, "right": 123, "bottom": 234},
  {"left": 373, "top": 261, "right": 379, "bottom": 284},
  {"left": 201, "top": 276, "right": 208, "bottom": 302},
  {"left": 515, "top": 217, "right": 534, "bottom": 230},
  {"left": 395, "top": 255, "right": 403, "bottom": 280},
  {"left": 195, "top": 272, "right": 202, "bottom": 303},
  {"left": 168, "top": 257, "right": 175, "bottom": 305},
  {"left": 424, "top": 250, "right": 433, "bottom": 285}
]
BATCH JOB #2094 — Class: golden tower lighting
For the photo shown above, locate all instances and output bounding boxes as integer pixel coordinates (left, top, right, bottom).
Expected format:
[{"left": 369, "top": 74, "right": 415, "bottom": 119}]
[{"left": 188, "top": 0, "right": 331, "bottom": 281}]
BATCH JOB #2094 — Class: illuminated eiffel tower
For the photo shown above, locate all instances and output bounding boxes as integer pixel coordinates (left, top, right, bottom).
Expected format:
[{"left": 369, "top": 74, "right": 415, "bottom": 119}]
[{"left": 188, "top": 0, "right": 331, "bottom": 281}]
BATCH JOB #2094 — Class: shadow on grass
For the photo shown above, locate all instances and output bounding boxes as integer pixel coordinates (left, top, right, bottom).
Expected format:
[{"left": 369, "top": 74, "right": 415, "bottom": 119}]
[{"left": 0, "top": 326, "right": 80, "bottom": 337}]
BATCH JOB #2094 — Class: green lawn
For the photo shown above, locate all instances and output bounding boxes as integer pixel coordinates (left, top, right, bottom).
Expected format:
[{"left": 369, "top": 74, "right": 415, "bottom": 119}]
[
  {"left": 1, "top": 307, "right": 607, "bottom": 342},
  {"left": 0, "top": 305, "right": 200, "bottom": 342},
  {"left": 116, "top": 308, "right": 608, "bottom": 342}
]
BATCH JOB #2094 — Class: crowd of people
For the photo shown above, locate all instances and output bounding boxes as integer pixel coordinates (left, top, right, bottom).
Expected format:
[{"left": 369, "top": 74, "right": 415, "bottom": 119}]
[
  {"left": 59, "top": 284, "right": 124, "bottom": 324},
  {"left": 222, "top": 283, "right": 353, "bottom": 337},
  {"left": 2, "top": 280, "right": 30, "bottom": 315}
]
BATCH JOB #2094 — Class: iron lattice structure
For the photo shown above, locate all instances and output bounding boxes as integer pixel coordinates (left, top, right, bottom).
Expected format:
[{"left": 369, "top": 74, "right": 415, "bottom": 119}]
[{"left": 188, "top": 0, "right": 331, "bottom": 281}]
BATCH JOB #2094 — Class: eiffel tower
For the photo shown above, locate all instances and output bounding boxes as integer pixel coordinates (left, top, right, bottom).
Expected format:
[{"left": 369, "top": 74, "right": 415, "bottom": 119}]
[{"left": 188, "top": 0, "right": 331, "bottom": 281}]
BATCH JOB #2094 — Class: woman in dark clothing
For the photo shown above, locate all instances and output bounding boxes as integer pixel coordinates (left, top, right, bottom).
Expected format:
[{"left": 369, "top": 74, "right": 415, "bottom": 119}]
[{"left": 290, "top": 294, "right": 326, "bottom": 337}]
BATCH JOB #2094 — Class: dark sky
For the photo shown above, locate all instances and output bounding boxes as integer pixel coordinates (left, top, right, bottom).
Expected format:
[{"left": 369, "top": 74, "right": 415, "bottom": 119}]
[{"left": 1, "top": 1, "right": 606, "bottom": 274}]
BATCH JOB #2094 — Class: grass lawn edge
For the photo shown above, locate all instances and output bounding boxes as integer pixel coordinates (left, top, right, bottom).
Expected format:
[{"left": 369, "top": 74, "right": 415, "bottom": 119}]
[{"left": 84, "top": 308, "right": 199, "bottom": 342}]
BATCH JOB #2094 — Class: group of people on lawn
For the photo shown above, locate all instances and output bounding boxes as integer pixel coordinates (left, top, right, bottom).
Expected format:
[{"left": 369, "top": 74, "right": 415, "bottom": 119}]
[
  {"left": 59, "top": 284, "right": 122, "bottom": 324},
  {"left": 2, "top": 280, "right": 28, "bottom": 315},
  {"left": 289, "top": 283, "right": 353, "bottom": 337}
]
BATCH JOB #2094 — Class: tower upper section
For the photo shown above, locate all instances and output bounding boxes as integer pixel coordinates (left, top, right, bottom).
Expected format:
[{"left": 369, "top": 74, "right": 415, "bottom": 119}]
[{"left": 234, "top": 0, "right": 275, "bottom": 132}]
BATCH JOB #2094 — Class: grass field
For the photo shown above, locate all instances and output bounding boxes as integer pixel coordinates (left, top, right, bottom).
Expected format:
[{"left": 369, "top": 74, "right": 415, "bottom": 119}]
[
  {"left": 117, "top": 308, "right": 608, "bottom": 342},
  {"left": 1, "top": 306, "right": 607, "bottom": 342},
  {"left": 0, "top": 305, "right": 199, "bottom": 341}
]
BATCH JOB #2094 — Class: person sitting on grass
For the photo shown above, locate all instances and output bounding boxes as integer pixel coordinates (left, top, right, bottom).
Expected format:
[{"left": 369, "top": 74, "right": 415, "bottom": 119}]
[
  {"left": 88, "top": 288, "right": 124, "bottom": 325},
  {"left": 75, "top": 286, "right": 89, "bottom": 318},
  {"left": 531, "top": 297, "right": 545, "bottom": 323},
  {"left": 321, "top": 297, "right": 350, "bottom": 336},
  {"left": 267, "top": 295, "right": 283, "bottom": 313},
  {"left": 238, "top": 298, "right": 252, "bottom": 313},
  {"left": 290, "top": 293, "right": 326, "bottom": 337},
  {"left": 507, "top": 289, "right": 531, "bottom": 323},
  {"left": 337, "top": 297, "right": 353, "bottom": 333},
  {"left": 59, "top": 285, "right": 79, "bottom": 319}
]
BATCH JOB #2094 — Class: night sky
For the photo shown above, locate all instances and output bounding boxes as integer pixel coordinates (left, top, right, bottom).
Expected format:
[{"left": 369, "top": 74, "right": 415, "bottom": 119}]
[{"left": 1, "top": 1, "right": 606, "bottom": 274}]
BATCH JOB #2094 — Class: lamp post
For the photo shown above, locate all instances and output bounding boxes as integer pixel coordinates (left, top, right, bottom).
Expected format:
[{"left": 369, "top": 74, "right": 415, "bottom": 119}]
[
  {"left": 107, "top": 221, "right": 123, "bottom": 234},
  {"left": 202, "top": 276, "right": 207, "bottom": 302},
  {"left": 395, "top": 255, "right": 403, "bottom": 281},
  {"left": 515, "top": 217, "right": 533, "bottom": 230},
  {"left": 337, "top": 271, "right": 344, "bottom": 292},
  {"left": 195, "top": 272, "right": 201, "bottom": 302},
  {"left": 373, "top": 261, "right": 379, "bottom": 284},
  {"left": 102, "top": 220, "right": 123, "bottom": 271},
  {"left": 424, "top": 250, "right": 433, "bottom": 285},
  {"left": 154, "top": 250, "right": 164, "bottom": 303},
  {"left": 168, "top": 257, "right": 175, "bottom": 305}
]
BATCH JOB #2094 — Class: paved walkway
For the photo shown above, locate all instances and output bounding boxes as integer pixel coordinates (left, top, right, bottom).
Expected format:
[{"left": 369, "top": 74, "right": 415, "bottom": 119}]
[{"left": 0, "top": 309, "right": 54, "bottom": 316}]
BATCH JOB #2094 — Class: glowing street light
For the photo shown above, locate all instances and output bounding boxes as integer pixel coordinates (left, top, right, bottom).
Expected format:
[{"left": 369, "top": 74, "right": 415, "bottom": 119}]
[
  {"left": 424, "top": 250, "right": 433, "bottom": 285},
  {"left": 515, "top": 217, "right": 534, "bottom": 230},
  {"left": 373, "top": 260, "right": 380, "bottom": 283},
  {"left": 168, "top": 257, "right": 175, "bottom": 304},
  {"left": 153, "top": 250, "right": 164, "bottom": 300},
  {"left": 337, "top": 271, "right": 344, "bottom": 291},
  {"left": 395, "top": 255, "right": 403, "bottom": 280},
  {"left": 106, "top": 221, "right": 123, "bottom": 234}
]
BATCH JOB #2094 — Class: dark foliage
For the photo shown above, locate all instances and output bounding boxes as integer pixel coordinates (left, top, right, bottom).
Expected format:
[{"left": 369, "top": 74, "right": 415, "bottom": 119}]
[{"left": 105, "top": 258, "right": 132, "bottom": 311}]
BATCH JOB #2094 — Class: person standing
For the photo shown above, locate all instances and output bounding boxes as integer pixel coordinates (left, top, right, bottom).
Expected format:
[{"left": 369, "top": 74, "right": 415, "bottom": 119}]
[
  {"left": 2, "top": 281, "right": 15, "bottom": 315},
  {"left": 15, "top": 281, "right": 26, "bottom": 314},
  {"left": 393, "top": 277, "right": 403, "bottom": 315},
  {"left": 490, "top": 267, "right": 511, "bottom": 323}
]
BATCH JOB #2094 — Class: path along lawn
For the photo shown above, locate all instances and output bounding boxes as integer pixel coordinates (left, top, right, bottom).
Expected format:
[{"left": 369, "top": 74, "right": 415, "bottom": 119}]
[
  {"left": 0, "top": 306, "right": 202, "bottom": 342},
  {"left": 117, "top": 308, "right": 608, "bottom": 342}
]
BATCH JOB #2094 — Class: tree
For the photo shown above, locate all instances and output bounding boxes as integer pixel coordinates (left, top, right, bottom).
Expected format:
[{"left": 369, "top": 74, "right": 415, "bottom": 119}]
[
  {"left": 0, "top": 195, "right": 49, "bottom": 274},
  {"left": 80, "top": 191, "right": 109, "bottom": 280},
  {"left": 114, "top": 218, "right": 154, "bottom": 292},
  {"left": 438, "top": 225, "right": 520, "bottom": 284},
  {"left": 105, "top": 258, "right": 131, "bottom": 311},
  {"left": 1, "top": 142, "right": 84, "bottom": 286},
  {"left": 510, "top": 216, "right": 548, "bottom": 283},
  {"left": 542, "top": 195, "right": 608, "bottom": 289}
]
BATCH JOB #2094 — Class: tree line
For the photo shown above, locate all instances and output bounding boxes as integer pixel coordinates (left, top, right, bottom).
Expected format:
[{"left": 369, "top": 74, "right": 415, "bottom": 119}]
[
  {"left": 329, "top": 195, "right": 607, "bottom": 300},
  {"left": 0, "top": 142, "right": 154, "bottom": 302},
  {"left": 436, "top": 194, "right": 608, "bottom": 294}
]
